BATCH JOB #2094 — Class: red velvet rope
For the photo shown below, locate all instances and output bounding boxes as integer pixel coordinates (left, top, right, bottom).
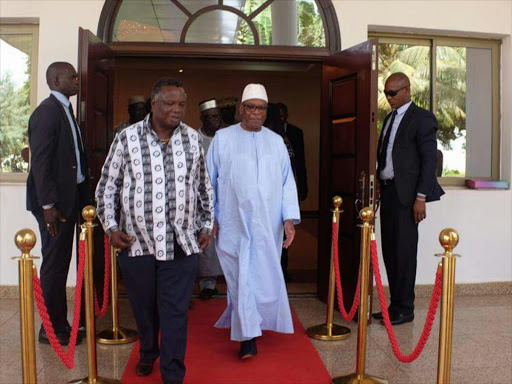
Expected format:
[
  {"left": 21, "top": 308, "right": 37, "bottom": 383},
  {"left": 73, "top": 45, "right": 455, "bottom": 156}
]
[
  {"left": 332, "top": 221, "right": 361, "bottom": 322},
  {"left": 32, "top": 238, "right": 86, "bottom": 369},
  {"left": 93, "top": 235, "right": 111, "bottom": 318},
  {"left": 371, "top": 239, "right": 443, "bottom": 363}
]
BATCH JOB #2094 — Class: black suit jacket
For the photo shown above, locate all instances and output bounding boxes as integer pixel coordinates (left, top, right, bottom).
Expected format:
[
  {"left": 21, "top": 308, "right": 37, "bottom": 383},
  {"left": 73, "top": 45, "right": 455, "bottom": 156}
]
[
  {"left": 26, "top": 94, "right": 90, "bottom": 218},
  {"left": 286, "top": 123, "right": 308, "bottom": 200},
  {"left": 377, "top": 102, "right": 444, "bottom": 206}
]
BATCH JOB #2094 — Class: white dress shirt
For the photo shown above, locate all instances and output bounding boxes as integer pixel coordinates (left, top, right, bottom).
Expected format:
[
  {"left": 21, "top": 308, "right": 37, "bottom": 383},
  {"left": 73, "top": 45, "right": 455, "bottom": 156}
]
[
  {"left": 50, "top": 91, "right": 85, "bottom": 183},
  {"left": 379, "top": 100, "right": 413, "bottom": 181}
]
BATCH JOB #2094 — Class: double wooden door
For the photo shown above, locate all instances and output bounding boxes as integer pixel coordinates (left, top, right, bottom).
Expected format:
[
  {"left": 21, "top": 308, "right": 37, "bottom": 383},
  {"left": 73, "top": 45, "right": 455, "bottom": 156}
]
[{"left": 77, "top": 29, "right": 378, "bottom": 301}]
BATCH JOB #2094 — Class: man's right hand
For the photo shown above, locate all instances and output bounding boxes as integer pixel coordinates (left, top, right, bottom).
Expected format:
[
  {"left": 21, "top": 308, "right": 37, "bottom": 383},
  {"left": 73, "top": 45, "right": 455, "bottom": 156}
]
[
  {"left": 110, "top": 231, "right": 134, "bottom": 249},
  {"left": 43, "top": 207, "right": 66, "bottom": 237}
]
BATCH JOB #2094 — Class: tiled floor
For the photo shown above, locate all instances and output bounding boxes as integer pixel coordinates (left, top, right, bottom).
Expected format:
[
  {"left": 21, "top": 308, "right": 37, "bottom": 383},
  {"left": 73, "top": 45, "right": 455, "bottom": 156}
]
[{"left": 0, "top": 294, "right": 511, "bottom": 383}]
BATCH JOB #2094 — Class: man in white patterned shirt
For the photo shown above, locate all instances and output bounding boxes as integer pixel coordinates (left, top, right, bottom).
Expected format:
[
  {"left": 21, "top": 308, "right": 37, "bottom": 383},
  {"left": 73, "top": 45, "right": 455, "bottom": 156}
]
[{"left": 96, "top": 78, "right": 214, "bottom": 384}]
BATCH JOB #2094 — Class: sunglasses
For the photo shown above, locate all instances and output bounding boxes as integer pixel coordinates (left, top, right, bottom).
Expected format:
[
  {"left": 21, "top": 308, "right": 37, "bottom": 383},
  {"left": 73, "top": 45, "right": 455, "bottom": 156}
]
[
  {"left": 384, "top": 86, "right": 408, "bottom": 97},
  {"left": 243, "top": 103, "right": 268, "bottom": 113}
]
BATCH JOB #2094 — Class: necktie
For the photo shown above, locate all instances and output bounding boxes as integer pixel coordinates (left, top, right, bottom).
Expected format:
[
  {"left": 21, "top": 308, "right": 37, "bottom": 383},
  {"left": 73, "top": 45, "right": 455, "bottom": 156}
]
[
  {"left": 67, "top": 104, "right": 87, "bottom": 176},
  {"left": 379, "top": 110, "right": 397, "bottom": 171}
]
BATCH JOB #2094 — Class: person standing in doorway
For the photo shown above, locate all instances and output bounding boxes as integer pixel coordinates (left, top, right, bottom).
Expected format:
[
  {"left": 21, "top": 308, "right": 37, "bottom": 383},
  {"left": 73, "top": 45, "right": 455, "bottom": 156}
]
[
  {"left": 26, "top": 62, "right": 89, "bottom": 346},
  {"left": 206, "top": 84, "right": 300, "bottom": 359},
  {"left": 197, "top": 99, "right": 224, "bottom": 300},
  {"left": 375, "top": 72, "right": 444, "bottom": 325},
  {"left": 114, "top": 95, "right": 147, "bottom": 135},
  {"left": 277, "top": 102, "right": 308, "bottom": 202},
  {"left": 96, "top": 78, "right": 214, "bottom": 384}
]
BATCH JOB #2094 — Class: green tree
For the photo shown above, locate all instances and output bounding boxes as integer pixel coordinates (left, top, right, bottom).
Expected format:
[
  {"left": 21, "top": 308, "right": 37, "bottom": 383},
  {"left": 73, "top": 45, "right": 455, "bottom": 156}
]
[
  {"left": 237, "top": 0, "right": 326, "bottom": 47},
  {"left": 377, "top": 44, "right": 466, "bottom": 150},
  {"left": 0, "top": 71, "right": 30, "bottom": 172},
  {"left": 297, "top": 1, "right": 325, "bottom": 47}
]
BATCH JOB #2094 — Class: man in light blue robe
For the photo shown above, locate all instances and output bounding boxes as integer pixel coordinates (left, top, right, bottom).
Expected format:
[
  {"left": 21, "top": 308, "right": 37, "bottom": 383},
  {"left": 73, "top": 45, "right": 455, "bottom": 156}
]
[{"left": 206, "top": 83, "right": 300, "bottom": 359}]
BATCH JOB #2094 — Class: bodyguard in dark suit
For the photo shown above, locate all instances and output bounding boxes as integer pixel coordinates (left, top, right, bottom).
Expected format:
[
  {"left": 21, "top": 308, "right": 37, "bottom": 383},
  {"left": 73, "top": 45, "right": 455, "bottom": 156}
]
[
  {"left": 26, "top": 62, "right": 90, "bottom": 344},
  {"left": 374, "top": 72, "right": 444, "bottom": 325}
]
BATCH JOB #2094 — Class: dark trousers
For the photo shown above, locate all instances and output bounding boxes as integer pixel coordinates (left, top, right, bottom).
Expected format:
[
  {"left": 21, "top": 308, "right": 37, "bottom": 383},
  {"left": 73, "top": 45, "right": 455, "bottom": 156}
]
[
  {"left": 33, "top": 182, "right": 88, "bottom": 333},
  {"left": 380, "top": 181, "right": 418, "bottom": 315},
  {"left": 33, "top": 210, "right": 78, "bottom": 333},
  {"left": 118, "top": 245, "right": 198, "bottom": 383}
]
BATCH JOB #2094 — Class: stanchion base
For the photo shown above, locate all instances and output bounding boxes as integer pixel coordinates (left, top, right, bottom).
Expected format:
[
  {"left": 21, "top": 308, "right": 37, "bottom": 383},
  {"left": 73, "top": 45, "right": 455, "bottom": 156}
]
[
  {"left": 332, "top": 373, "right": 388, "bottom": 384},
  {"left": 97, "top": 327, "right": 138, "bottom": 345},
  {"left": 306, "top": 323, "right": 351, "bottom": 341},
  {"left": 68, "top": 376, "right": 122, "bottom": 384}
]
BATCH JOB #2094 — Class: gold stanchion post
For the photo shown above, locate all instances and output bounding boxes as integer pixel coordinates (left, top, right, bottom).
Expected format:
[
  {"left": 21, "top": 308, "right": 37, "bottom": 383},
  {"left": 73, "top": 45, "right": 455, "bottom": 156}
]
[
  {"left": 333, "top": 207, "right": 388, "bottom": 384},
  {"left": 307, "top": 196, "right": 351, "bottom": 341},
  {"left": 69, "top": 206, "right": 121, "bottom": 384},
  {"left": 436, "top": 228, "right": 460, "bottom": 384},
  {"left": 97, "top": 244, "right": 138, "bottom": 344},
  {"left": 13, "top": 229, "right": 39, "bottom": 384}
]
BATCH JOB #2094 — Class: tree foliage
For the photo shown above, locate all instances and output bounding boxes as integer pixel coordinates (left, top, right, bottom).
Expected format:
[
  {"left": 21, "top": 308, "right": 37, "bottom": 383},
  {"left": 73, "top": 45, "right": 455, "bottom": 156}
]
[
  {"left": 0, "top": 69, "right": 30, "bottom": 172},
  {"left": 378, "top": 44, "right": 466, "bottom": 149},
  {"left": 237, "top": 0, "right": 325, "bottom": 47}
]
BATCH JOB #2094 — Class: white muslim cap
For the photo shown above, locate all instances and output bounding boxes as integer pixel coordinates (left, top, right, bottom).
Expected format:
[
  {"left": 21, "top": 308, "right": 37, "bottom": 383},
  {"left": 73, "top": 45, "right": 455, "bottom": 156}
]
[{"left": 241, "top": 83, "right": 268, "bottom": 103}]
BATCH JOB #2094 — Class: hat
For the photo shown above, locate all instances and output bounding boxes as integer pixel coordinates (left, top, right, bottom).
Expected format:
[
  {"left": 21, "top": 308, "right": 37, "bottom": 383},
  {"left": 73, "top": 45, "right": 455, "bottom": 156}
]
[
  {"left": 199, "top": 99, "right": 218, "bottom": 112},
  {"left": 241, "top": 84, "right": 268, "bottom": 103},
  {"left": 128, "top": 95, "right": 146, "bottom": 105}
]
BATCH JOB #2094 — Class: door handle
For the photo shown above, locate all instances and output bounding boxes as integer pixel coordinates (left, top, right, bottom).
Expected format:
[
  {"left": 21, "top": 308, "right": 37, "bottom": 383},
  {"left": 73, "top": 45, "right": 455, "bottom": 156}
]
[{"left": 355, "top": 170, "right": 366, "bottom": 218}]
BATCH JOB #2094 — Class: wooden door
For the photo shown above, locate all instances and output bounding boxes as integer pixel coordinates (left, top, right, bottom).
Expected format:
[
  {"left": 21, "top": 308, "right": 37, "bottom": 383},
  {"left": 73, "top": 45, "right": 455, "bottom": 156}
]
[
  {"left": 318, "top": 40, "right": 378, "bottom": 306},
  {"left": 77, "top": 28, "right": 114, "bottom": 293},
  {"left": 78, "top": 27, "right": 114, "bottom": 188}
]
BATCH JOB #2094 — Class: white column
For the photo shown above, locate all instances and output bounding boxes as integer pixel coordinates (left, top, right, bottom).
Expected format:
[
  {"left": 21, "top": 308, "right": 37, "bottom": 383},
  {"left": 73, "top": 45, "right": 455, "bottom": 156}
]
[{"left": 271, "top": 0, "right": 298, "bottom": 46}]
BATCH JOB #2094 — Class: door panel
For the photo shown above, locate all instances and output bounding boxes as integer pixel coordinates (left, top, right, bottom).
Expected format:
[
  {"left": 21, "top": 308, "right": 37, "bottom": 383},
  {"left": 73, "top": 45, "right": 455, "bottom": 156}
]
[
  {"left": 318, "top": 40, "right": 378, "bottom": 307},
  {"left": 331, "top": 120, "right": 356, "bottom": 155},
  {"left": 78, "top": 28, "right": 114, "bottom": 295},
  {"left": 78, "top": 27, "right": 114, "bottom": 191}
]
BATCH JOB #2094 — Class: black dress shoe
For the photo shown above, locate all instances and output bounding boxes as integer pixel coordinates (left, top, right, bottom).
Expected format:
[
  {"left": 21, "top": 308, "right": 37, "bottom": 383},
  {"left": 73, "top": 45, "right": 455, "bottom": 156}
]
[
  {"left": 381, "top": 312, "right": 414, "bottom": 326},
  {"left": 199, "top": 288, "right": 218, "bottom": 301},
  {"left": 39, "top": 327, "right": 72, "bottom": 346},
  {"left": 77, "top": 326, "right": 86, "bottom": 341},
  {"left": 240, "top": 338, "right": 258, "bottom": 359},
  {"left": 65, "top": 325, "right": 85, "bottom": 344},
  {"left": 136, "top": 360, "right": 154, "bottom": 376},
  {"left": 372, "top": 312, "right": 383, "bottom": 321}
]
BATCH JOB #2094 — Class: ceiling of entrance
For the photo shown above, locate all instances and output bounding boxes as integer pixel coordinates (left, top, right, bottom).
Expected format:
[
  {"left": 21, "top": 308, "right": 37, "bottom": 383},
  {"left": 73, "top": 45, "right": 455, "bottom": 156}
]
[{"left": 114, "top": 0, "right": 249, "bottom": 43}]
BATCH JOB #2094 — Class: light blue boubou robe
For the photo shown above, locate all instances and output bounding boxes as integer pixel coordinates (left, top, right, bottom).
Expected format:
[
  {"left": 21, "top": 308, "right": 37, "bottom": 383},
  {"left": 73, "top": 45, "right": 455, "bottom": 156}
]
[{"left": 206, "top": 123, "right": 301, "bottom": 341}]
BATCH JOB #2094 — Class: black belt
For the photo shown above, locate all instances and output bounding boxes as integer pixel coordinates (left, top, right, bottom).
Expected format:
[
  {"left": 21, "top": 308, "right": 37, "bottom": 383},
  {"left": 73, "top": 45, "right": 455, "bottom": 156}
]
[{"left": 380, "top": 178, "right": 394, "bottom": 187}]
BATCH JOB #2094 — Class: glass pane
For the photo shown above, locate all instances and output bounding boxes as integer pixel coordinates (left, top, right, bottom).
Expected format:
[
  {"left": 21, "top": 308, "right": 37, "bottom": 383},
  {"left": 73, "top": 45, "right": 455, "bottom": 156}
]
[
  {"left": 112, "top": 0, "right": 327, "bottom": 47},
  {"left": 179, "top": 0, "right": 217, "bottom": 15},
  {"left": 377, "top": 43, "right": 431, "bottom": 134},
  {"left": 296, "top": 0, "right": 326, "bottom": 47},
  {"left": 0, "top": 33, "right": 32, "bottom": 173},
  {"left": 225, "top": 0, "right": 266, "bottom": 15},
  {"left": 436, "top": 46, "right": 492, "bottom": 178},
  {"left": 186, "top": 10, "right": 254, "bottom": 45},
  {"left": 113, "top": 0, "right": 188, "bottom": 42},
  {"left": 238, "top": 0, "right": 326, "bottom": 47}
]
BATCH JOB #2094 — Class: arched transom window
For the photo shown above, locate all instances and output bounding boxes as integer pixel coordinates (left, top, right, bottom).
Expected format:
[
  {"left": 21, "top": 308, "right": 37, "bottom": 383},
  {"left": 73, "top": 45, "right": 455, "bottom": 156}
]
[{"left": 109, "top": 0, "right": 334, "bottom": 48}]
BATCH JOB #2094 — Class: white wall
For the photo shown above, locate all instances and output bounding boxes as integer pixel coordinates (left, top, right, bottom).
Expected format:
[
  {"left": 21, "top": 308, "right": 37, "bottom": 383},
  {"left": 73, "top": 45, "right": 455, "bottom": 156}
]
[{"left": 0, "top": 0, "right": 511, "bottom": 286}]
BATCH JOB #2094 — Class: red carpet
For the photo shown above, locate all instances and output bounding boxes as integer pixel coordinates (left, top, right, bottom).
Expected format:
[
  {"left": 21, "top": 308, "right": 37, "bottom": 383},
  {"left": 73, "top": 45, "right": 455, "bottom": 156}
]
[{"left": 121, "top": 299, "right": 332, "bottom": 384}]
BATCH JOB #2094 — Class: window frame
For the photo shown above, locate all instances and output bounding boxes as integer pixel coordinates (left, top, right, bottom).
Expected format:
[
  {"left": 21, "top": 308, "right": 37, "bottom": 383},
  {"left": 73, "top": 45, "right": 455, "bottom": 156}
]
[
  {"left": 370, "top": 32, "right": 501, "bottom": 187},
  {"left": 0, "top": 21, "right": 39, "bottom": 182}
]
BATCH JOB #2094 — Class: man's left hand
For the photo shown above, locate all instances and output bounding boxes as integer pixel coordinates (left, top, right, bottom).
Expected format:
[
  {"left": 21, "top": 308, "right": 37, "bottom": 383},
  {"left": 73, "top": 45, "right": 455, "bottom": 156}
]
[
  {"left": 198, "top": 232, "right": 211, "bottom": 249},
  {"left": 283, "top": 220, "right": 296, "bottom": 249},
  {"left": 413, "top": 199, "right": 426, "bottom": 223}
]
